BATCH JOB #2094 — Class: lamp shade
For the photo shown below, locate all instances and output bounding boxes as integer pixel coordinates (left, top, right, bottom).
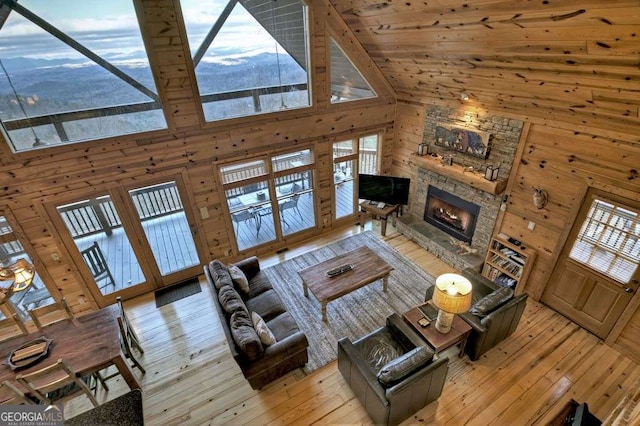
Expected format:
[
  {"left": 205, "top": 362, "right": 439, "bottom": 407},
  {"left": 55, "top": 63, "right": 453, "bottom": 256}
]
[
  {"left": 432, "top": 273, "right": 473, "bottom": 314},
  {"left": 9, "top": 258, "right": 35, "bottom": 292}
]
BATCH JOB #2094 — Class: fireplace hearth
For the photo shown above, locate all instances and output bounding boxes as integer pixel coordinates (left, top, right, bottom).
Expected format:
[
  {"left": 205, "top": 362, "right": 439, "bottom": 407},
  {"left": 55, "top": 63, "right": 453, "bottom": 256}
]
[{"left": 423, "top": 186, "right": 480, "bottom": 244}]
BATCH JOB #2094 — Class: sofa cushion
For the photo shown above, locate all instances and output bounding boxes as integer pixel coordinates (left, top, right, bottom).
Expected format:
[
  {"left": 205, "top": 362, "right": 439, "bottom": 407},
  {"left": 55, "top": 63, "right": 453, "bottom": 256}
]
[
  {"left": 266, "top": 312, "right": 300, "bottom": 342},
  {"left": 469, "top": 286, "right": 514, "bottom": 317},
  {"left": 377, "top": 346, "right": 434, "bottom": 386},
  {"left": 218, "top": 285, "right": 247, "bottom": 315},
  {"left": 208, "top": 260, "right": 233, "bottom": 290},
  {"left": 245, "top": 289, "right": 286, "bottom": 321},
  {"left": 246, "top": 272, "right": 273, "bottom": 298},
  {"left": 251, "top": 312, "right": 276, "bottom": 346},
  {"left": 228, "top": 264, "right": 250, "bottom": 295},
  {"left": 230, "top": 310, "right": 263, "bottom": 361}
]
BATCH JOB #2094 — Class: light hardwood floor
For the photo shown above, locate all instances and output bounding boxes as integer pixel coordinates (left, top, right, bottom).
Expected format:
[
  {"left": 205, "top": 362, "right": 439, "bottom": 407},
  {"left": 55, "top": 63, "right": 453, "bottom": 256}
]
[{"left": 65, "top": 221, "right": 640, "bottom": 425}]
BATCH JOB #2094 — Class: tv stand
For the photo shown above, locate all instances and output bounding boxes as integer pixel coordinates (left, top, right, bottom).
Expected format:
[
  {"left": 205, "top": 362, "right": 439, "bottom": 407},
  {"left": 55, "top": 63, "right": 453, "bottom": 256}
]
[{"left": 358, "top": 200, "right": 401, "bottom": 236}]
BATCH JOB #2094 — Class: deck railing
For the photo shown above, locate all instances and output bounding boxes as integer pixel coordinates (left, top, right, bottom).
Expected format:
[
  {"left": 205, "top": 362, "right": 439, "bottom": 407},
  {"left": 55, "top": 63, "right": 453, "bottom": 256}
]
[{"left": 59, "top": 183, "right": 183, "bottom": 238}]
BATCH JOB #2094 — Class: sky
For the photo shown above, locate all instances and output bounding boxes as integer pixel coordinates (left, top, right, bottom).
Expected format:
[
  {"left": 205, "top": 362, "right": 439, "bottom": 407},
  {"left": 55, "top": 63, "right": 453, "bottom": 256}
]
[{"left": 0, "top": 0, "right": 282, "bottom": 61}]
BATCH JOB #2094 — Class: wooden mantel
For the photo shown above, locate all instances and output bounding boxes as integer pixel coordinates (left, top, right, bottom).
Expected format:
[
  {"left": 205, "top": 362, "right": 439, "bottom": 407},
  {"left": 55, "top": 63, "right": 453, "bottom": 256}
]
[{"left": 410, "top": 154, "right": 507, "bottom": 195}]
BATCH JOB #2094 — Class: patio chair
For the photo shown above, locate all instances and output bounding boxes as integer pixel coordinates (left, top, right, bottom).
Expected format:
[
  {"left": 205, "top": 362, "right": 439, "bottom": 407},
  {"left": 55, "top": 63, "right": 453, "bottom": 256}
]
[
  {"left": 80, "top": 242, "right": 116, "bottom": 292},
  {"left": 279, "top": 194, "right": 302, "bottom": 225},
  {"left": 232, "top": 210, "right": 257, "bottom": 236}
]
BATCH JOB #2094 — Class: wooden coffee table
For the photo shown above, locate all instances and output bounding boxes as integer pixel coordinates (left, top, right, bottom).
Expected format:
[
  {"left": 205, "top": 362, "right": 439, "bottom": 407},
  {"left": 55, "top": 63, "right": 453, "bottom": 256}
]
[
  {"left": 298, "top": 246, "right": 394, "bottom": 321},
  {"left": 403, "top": 301, "right": 472, "bottom": 358}
]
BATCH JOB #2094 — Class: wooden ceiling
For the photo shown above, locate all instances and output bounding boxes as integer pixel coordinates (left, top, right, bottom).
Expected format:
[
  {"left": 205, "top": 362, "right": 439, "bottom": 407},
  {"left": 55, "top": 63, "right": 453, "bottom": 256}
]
[{"left": 329, "top": 0, "right": 640, "bottom": 140}]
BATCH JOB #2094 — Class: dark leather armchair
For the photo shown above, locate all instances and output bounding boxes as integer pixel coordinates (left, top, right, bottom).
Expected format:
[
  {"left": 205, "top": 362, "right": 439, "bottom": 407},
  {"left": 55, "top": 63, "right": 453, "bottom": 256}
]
[
  {"left": 425, "top": 268, "right": 528, "bottom": 361},
  {"left": 338, "top": 313, "right": 448, "bottom": 426}
]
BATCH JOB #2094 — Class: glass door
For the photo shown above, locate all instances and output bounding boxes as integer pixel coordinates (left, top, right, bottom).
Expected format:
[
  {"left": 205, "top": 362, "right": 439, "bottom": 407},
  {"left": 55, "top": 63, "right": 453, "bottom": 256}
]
[
  {"left": 127, "top": 180, "right": 201, "bottom": 283},
  {"left": 56, "top": 193, "right": 149, "bottom": 298}
]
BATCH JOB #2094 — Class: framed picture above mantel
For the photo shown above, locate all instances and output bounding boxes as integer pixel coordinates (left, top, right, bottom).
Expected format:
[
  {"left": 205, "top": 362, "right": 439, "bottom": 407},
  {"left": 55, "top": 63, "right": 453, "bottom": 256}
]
[{"left": 434, "top": 123, "right": 491, "bottom": 159}]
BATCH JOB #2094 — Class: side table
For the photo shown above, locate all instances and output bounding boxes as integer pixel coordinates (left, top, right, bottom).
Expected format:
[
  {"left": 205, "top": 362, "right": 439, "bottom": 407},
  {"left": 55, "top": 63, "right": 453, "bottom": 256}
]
[
  {"left": 358, "top": 201, "right": 401, "bottom": 236},
  {"left": 403, "top": 302, "right": 472, "bottom": 358}
]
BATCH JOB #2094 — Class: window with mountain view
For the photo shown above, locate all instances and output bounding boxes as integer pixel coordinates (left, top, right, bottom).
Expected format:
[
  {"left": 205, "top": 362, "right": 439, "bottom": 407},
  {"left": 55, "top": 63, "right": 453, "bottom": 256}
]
[
  {"left": 180, "top": 0, "right": 310, "bottom": 122},
  {"left": 0, "top": 0, "right": 168, "bottom": 153},
  {"left": 330, "top": 38, "right": 376, "bottom": 103}
]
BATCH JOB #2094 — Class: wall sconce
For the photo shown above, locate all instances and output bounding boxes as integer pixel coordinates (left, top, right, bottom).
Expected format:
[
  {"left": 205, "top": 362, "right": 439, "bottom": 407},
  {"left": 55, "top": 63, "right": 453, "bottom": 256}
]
[
  {"left": 484, "top": 164, "right": 500, "bottom": 181},
  {"left": 460, "top": 92, "right": 470, "bottom": 101},
  {"left": 532, "top": 187, "right": 548, "bottom": 209}
]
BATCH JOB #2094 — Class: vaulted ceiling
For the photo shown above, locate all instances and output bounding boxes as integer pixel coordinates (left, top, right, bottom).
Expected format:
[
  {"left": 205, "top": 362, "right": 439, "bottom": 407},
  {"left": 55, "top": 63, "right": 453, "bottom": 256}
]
[{"left": 330, "top": 0, "right": 640, "bottom": 140}]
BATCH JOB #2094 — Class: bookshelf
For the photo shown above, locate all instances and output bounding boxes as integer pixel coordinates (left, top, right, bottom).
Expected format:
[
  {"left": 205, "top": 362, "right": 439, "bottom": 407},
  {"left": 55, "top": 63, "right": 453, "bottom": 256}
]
[{"left": 482, "top": 234, "right": 537, "bottom": 294}]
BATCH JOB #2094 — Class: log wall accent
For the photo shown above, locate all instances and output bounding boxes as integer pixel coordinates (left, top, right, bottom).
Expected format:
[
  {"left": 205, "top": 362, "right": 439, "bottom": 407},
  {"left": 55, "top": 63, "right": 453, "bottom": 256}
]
[{"left": 0, "top": 0, "right": 395, "bottom": 312}]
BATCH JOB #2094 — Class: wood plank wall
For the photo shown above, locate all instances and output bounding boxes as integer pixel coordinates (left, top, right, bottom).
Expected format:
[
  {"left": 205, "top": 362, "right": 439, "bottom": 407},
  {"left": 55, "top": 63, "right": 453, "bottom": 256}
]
[
  {"left": 0, "top": 0, "right": 395, "bottom": 314},
  {"left": 338, "top": 0, "right": 640, "bottom": 362}
]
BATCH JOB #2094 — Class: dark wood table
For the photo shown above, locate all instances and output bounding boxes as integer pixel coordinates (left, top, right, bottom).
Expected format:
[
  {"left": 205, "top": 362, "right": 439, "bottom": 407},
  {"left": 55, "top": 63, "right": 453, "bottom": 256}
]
[
  {"left": 298, "top": 246, "right": 394, "bottom": 321},
  {"left": 358, "top": 201, "right": 401, "bottom": 236},
  {"left": 0, "top": 304, "right": 141, "bottom": 392},
  {"left": 403, "top": 301, "right": 472, "bottom": 358}
]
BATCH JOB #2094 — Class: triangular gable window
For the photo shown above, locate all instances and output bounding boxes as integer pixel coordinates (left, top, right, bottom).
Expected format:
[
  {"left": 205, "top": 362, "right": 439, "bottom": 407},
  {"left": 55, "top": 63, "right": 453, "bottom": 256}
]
[
  {"left": 330, "top": 38, "right": 376, "bottom": 103},
  {"left": 181, "top": 0, "right": 310, "bottom": 122}
]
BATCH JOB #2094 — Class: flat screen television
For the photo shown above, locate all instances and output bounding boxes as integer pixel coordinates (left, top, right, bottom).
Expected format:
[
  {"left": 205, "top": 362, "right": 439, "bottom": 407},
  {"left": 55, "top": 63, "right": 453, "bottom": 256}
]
[{"left": 358, "top": 174, "right": 411, "bottom": 205}]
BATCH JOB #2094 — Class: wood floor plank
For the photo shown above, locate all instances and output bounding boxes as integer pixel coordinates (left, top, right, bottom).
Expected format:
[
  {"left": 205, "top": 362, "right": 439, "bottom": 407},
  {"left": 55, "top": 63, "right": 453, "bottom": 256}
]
[{"left": 61, "top": 223, "right": 639, "bottom": 425}]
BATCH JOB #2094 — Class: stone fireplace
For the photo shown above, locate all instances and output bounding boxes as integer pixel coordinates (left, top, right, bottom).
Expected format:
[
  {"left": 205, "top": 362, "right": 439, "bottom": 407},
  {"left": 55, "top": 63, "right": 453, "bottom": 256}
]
[
  {"left": 424, "top": 186, "right": 480, "bottom": 244},
  {"left": 394, "top": 105, "right": 524, "bottom": 271}
]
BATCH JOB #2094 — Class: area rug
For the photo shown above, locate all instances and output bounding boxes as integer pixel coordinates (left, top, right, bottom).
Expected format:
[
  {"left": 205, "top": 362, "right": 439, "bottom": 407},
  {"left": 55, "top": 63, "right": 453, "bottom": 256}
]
[
  {"left": 261, "top": 231, "right": 435, "bottom": 374},
  {"left": 155, "top": 277, "right": 202, "bottom": 308}
]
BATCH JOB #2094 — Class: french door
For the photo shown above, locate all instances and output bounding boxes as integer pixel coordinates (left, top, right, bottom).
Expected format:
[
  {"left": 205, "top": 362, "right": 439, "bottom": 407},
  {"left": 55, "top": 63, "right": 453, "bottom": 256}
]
[{"left": 48, "top": 177, "right": 203, "bottom": 305}]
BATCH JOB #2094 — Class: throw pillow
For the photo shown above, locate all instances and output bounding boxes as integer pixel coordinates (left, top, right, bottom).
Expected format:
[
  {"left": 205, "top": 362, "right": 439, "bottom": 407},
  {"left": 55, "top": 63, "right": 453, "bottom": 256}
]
[
  {"left": 469, "top": 286, "right": 514, "bottom": 317},
  {"left": 218, "top": 285, "right": 247, "bottom": 315},
  {"left": 229, "top": 310, "right": 263, "bottom": 361},
  {"left": 251, "top": 311, "right": 277, "bottom": 346},
  {"left": 208, "top": 260, "right": 233, "bottom": 290},
  {"left": 377, "top": 346, "right": 434, "bottom": 386},
  {"left": 228, "top": 264, "right": 250, "bottom": 295}
]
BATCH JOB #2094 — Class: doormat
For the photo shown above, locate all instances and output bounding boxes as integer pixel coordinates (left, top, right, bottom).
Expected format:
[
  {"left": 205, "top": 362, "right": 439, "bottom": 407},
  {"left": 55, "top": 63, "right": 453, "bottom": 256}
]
[{"left": 155, "top": 277, "right": 202, "bottom": 308}]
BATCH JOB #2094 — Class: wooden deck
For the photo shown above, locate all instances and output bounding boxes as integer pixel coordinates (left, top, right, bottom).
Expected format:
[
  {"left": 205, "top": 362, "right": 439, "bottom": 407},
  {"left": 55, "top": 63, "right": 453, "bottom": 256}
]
[
  {"left": 235, "top": 184, "right": 356, "bottom": 251},
  {"left": 63, "top": 224, "right": 640, "bottom": 425},
  {"left": 73, "top": 212, "right": 200, "bottom": 292}
]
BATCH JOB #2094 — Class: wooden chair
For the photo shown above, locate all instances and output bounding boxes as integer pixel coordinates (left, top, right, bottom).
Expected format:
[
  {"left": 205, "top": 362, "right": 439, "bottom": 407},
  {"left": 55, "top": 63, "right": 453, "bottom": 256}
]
[
  {"left": 16, "top": 358, "right": 98, "bottom": 407},
  {"left": 0, "top": 380, "right": 35, "bottom": 405},
  {"left": 116, "top": 297, "right": 144, "bottom": 354},
  {"left": 118, "top": 316, "right": 145, "bottom": 374},
  {"left": 80, "top": 242, "right": 116, "bottom": 292},
  {"left": 0, "top": 306, "right": 28, "bottom": 341},
  {"left": 28, "top": 297, "right": 75, "bottom": 331}
]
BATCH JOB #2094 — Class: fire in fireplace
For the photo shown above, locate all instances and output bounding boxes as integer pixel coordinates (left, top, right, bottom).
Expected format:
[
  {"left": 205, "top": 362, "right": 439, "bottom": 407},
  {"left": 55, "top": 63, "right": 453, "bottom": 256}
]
[{"left": 423, "top": 186, "right": 480, "bottom": 244}]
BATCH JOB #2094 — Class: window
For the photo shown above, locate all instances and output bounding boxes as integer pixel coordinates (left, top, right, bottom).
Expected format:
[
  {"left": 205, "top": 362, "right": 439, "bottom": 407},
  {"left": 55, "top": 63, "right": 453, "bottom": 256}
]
[
  {"left": 180, "top": 0, "right": 310, "bottom": 122},
  {"left": 0, "top": 0, "right": 168, "bottom": 152},
  {"left": 0, "top": 214, "right": 53, "bottom": 320},
  {"left": 359, "top": 134, "right": 379, "bottom": 175},
  {"left": 330, "top": 38, "right": 375, "bottom": 103},
  {"left": 569, "top": 198, "right": 640, "bottom": 284},
  {"left": 221, "top": 149, "right": 315, "bottom": 251}
]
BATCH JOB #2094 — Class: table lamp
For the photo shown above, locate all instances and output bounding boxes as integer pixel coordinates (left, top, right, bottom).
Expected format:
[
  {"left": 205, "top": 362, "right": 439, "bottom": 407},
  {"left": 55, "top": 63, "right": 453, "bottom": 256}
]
[{"left": 432, "top": 273, "right": 473, "bottom": 333}]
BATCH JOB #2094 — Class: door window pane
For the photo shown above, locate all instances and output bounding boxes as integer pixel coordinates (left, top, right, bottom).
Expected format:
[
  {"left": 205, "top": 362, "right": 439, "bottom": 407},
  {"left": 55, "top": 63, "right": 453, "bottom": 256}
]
[
  {"left": 334, "top": 160, "right": 355, "bottom": 219},
  {"left": 272, "top": 149, "right": 313, "bottom": 172},
  {"left": 333, "top": 140, "right": 355, "bottom": 159},
  {"left": 277, "top": 171, "right": 315, "bottom": 236},
  {"left": 229, "top": 181, "right": 276, "bottom": 251},
  {"left": 0, "top": 216, "right": 53, "bottom": 319},
  {"left": 359, "top": 134, "right": 379, "bottom": 175},
  {"left": 569, "top": 198, "right": 640, "bottom": 284},
  {"left": 57, "top": 196, "right": 145, "bottom": 295},
  {"left": 128, "top": 182, "right": 200, "bottom": 276}
]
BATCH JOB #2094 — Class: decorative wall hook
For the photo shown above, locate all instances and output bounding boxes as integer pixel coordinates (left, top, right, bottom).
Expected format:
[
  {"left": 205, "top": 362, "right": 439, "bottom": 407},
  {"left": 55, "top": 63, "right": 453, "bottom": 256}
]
[{"left": 532, "top": 187, "right": 548, "bottom": 209}]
